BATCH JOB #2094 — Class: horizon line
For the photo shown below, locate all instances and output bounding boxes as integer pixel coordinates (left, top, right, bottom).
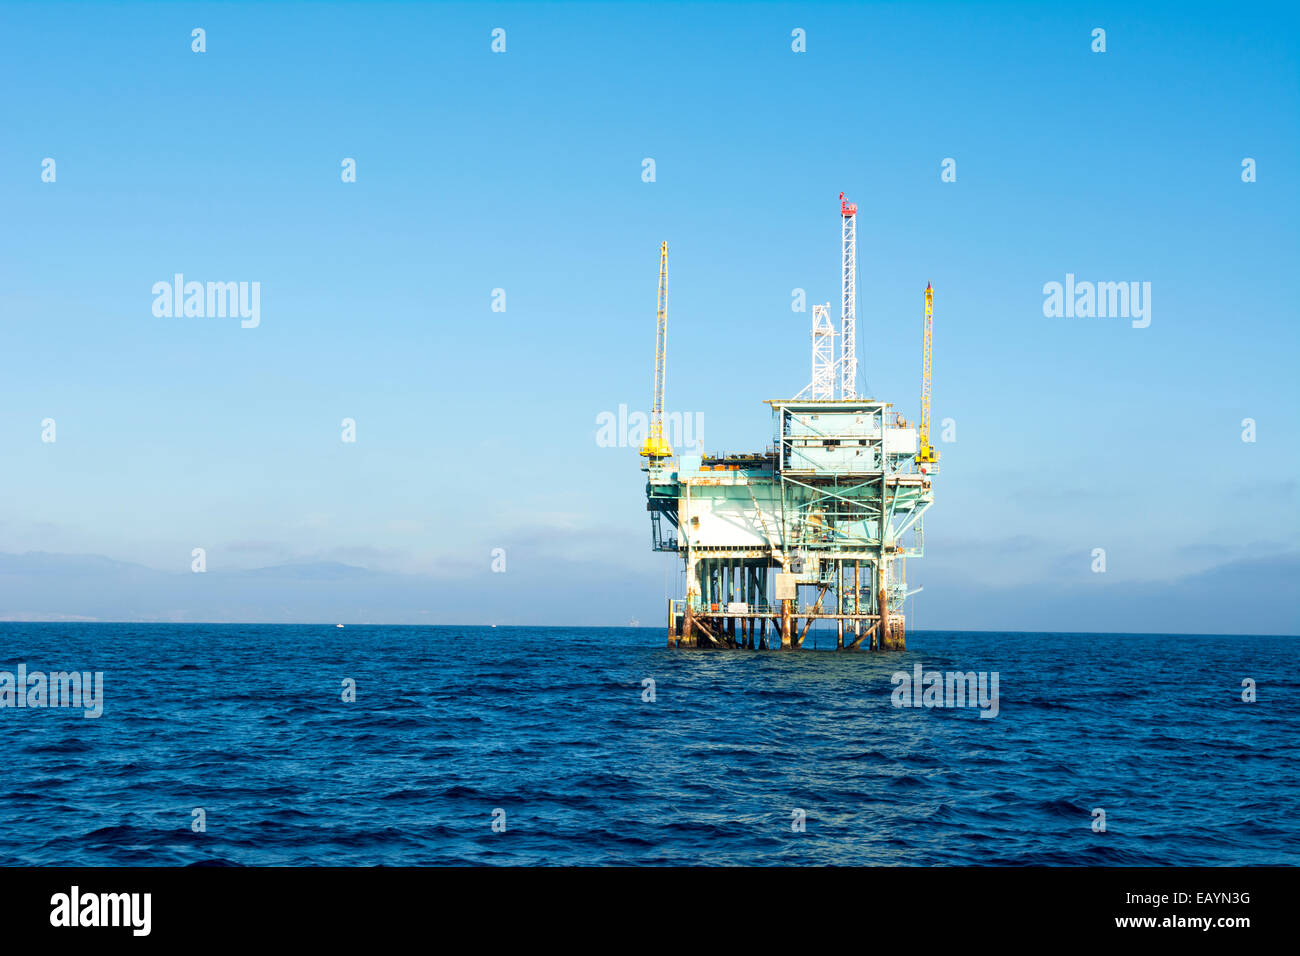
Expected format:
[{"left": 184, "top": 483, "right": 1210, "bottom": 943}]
[{"left": 0, "top": 620, "right": 1295, "bottom": 639}]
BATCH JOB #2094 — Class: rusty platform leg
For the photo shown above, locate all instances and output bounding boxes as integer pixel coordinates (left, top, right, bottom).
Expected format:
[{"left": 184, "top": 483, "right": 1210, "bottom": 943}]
[
  {"left": 682, "top": 605, "right": 696, "bottom": 648},
  {"left": 836, "top": 560, "right": 844, "bottom": 650},
  {"left": 878, "top": 584, "right": 905, "bottom": 650},
  {"left": 877, "top": 584, "right": 889, "bottom": 650},
  {"left": 853, "top": 561, "right": 862, "bottom": 647},
  {"left": 780, "top": 600, "right": 792, "bottom": 649}
]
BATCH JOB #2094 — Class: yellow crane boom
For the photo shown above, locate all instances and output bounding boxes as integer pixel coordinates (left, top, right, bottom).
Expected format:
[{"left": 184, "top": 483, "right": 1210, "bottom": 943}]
[
  {"left": 639, "top": 241, "right": 673, "bottom": 459},
  {"left": 916, "top": 281, "right": 938, "bottom": 467}
]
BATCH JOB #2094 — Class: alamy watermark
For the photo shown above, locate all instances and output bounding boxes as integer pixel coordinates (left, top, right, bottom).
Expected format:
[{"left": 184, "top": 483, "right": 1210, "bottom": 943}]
[
  {"left": 1042, "top": 273, "right": 1150, "bottom": 328},
  {"left": 596, "top": 404, "right": 703, "bottom": 450},
  {"left": 891, "top": 663, "right": 999, "bottom": 718},
  {"left": 50, "top": 886, "right": 150, "bottom": 936},
  {"left": 152, "top": 274, "right": 260, "bottom": 328},
  {"left": 0, "top": 664, "right": 104, "bottom": 718}
]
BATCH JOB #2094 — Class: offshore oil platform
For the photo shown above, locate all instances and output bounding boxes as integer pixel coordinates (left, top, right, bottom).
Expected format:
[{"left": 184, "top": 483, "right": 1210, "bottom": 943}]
[{"left": 640, "top": 194, "right": 937, "bottom": 651}]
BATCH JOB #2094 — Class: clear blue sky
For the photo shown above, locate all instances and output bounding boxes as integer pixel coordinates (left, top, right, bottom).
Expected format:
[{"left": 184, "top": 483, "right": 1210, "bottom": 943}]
[{"left": 1, "top": 1, "right": 1297, "bottom": 631}]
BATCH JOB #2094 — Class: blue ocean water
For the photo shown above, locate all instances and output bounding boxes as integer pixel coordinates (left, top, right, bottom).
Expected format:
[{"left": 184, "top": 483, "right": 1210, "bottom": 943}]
[{"left": 0, "top": 623, "right": 1294, "bottom": 866}]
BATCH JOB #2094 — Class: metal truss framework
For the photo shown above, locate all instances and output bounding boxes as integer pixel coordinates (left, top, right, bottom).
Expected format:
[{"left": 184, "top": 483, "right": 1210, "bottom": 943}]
[{"left": 839, "top": 193, "right": 858, "bottom": 400}]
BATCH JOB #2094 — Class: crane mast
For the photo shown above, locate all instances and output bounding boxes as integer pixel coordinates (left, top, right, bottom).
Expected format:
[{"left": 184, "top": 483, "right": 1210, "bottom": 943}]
[
  {"left": 839, "top": 192, "right": 858, "bottom": 400},
  {"left": 916, "top": 281, "right": 938, "bottom": 468},
  {"left": 639, "top": 241, "right": 673, "bottom": 459}
]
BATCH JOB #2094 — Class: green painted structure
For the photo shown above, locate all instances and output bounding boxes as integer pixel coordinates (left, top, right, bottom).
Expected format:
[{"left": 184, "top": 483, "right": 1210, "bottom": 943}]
[{"left": 644, "top": 399, "right": 935, "bottom": 650}]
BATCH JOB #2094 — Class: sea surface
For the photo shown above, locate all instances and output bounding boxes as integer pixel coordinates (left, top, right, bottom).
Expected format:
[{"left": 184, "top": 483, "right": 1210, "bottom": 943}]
[{"left": 0, "top": 623, "right": 1295, "bottom": 866}]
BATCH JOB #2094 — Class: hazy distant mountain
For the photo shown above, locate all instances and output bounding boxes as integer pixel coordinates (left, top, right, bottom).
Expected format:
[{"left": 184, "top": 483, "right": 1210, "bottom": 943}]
[
  {"left": 0, "top": 550, "right": 1295, "bottom": 634},
  {"left": 0, "top": 550, "right": 629, "bottom": 626},
  {"left": 921, "top": 552, "right": 1300, "bottom": 637}
]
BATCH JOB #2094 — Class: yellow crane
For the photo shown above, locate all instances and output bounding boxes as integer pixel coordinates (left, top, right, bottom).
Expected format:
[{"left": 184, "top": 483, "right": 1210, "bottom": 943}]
[
  {"left": 639, "top": 241, "right": 673, "bottom": 459},
  {"left": 915, "top": 281, "right": 938, "bottom": 468}
]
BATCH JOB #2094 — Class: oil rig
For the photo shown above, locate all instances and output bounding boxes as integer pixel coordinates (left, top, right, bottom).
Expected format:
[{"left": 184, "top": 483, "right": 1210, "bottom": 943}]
[{"left": 640, "top": 194, "right": 937, "bottom": 651}]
